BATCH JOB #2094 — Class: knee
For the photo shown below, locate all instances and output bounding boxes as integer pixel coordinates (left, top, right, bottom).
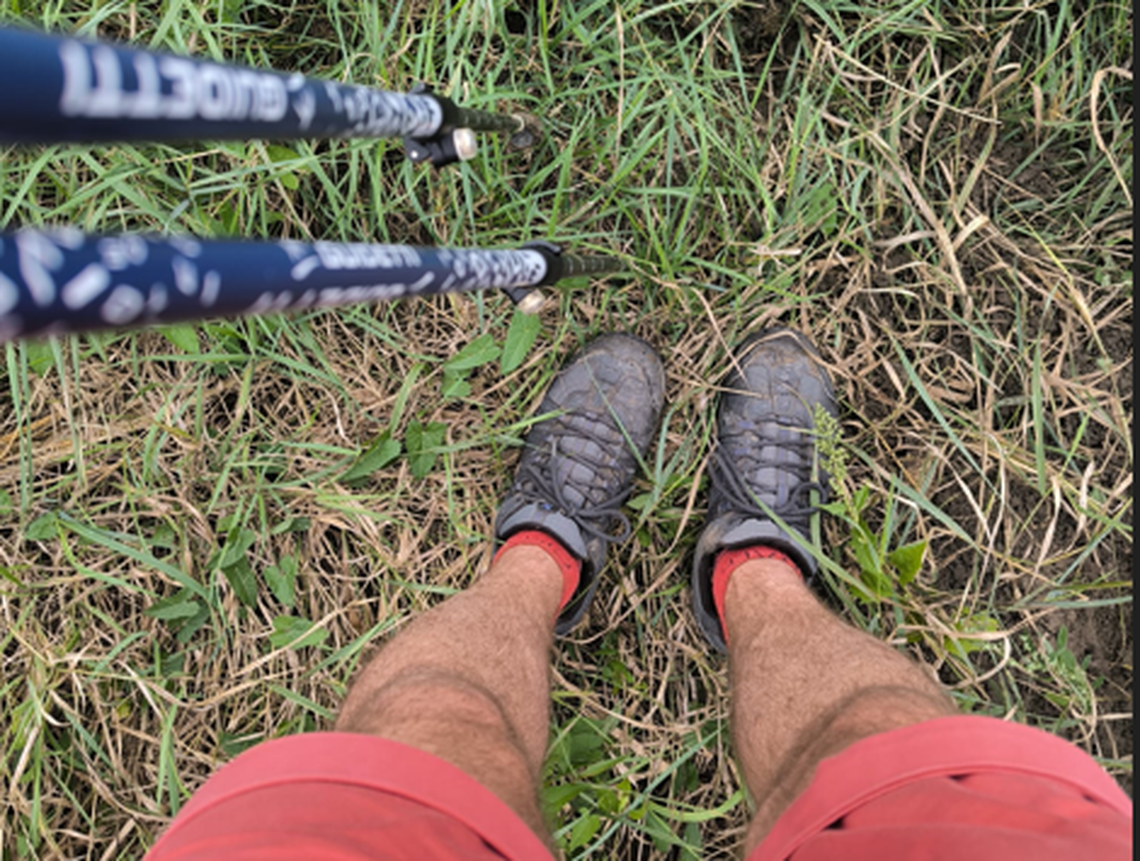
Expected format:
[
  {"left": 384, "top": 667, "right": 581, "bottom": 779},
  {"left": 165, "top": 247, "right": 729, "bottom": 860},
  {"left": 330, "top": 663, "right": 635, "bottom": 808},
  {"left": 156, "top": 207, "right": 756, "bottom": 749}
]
[
  {"left": 822, "top": 684, "right": 955, "bottom": 743},
  {"left": 742, "top": 687, "right": 955, "bottom": 854},
  {"left": 338, "top": 667, "right": 517, "bottom": 737},
  {"left": 334, "top": 668, "right": 549, "bottom": 839},
  {"left": 779, "top": 684, "right": 954, "bottom": 789},
  {"left": 337, "top": 667, "right": 540, "bottom": 784}
]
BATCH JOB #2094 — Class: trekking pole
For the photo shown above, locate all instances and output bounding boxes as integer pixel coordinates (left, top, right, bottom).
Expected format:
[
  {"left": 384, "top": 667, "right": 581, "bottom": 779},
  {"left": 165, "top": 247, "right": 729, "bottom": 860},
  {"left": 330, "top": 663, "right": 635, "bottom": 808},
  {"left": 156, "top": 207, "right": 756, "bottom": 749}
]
[
  {"left": 0, "top": 230, "right": 623, "bottom": 343},
  {"left": 0, "top": 26, "right": 537, "bottom": 165}
]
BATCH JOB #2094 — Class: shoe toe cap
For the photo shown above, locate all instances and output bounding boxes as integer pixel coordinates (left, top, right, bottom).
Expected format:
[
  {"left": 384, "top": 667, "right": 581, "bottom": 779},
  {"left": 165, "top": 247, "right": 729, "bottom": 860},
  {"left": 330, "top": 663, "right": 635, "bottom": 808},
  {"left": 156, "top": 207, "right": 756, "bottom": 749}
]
[{"left": 557, "top": 333, "right": 666, "bottom": 441}]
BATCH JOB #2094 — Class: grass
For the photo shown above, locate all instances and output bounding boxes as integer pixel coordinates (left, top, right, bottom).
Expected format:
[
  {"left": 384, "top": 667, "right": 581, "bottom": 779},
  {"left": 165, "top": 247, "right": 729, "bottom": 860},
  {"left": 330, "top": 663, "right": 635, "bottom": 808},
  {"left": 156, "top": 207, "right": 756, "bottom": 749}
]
[{"left": 0, "top": 0, "right": 1132, "bottom": 857}]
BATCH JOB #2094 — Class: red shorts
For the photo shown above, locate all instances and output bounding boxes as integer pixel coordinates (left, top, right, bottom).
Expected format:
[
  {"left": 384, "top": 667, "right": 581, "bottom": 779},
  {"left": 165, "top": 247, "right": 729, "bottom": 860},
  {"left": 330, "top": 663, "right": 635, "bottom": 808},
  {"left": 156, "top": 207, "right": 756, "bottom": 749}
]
[{"left": 146, "top": 716, "right": 1131, "bottom": 860}]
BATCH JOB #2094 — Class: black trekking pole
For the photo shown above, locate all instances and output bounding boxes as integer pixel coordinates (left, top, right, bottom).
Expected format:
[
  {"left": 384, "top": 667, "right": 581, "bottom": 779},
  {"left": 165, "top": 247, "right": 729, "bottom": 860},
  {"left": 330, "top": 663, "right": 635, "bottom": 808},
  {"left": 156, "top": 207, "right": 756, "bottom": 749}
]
[
  {"left": 0, "top": 26, "right": 537, "bottom": 166},
  {"left": 0, "top": 230, "right": 622, "bottom": 343}
]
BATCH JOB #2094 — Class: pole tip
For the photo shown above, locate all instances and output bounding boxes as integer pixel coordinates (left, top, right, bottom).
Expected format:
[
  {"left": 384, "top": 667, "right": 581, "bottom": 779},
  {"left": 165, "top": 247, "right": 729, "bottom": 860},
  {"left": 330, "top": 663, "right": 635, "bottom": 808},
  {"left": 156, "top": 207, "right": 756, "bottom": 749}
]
[{"left": 506, "top": 113, "right": 542, "bottom": 152}]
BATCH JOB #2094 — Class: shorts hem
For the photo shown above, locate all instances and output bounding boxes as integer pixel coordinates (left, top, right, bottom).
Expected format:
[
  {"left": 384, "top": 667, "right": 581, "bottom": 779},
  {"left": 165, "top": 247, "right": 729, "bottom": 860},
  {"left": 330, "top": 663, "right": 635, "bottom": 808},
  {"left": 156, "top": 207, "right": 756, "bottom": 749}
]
[
  {"left": 150, "top": 732, "right": 554, "bottom": 861},
  {"left": 751, "top": 715, "right": 1132, "bottom": 861}
]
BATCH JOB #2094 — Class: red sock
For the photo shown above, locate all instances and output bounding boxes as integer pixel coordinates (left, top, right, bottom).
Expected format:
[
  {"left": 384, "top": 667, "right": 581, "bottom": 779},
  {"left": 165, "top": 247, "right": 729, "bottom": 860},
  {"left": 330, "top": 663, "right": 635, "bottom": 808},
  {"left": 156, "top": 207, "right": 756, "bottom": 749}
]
[
  {"left": 712, "top": 545, "right": 801, "bottom": 645},
  {"left": 494, "top": 530, "right": 582, "bottom": 615}
]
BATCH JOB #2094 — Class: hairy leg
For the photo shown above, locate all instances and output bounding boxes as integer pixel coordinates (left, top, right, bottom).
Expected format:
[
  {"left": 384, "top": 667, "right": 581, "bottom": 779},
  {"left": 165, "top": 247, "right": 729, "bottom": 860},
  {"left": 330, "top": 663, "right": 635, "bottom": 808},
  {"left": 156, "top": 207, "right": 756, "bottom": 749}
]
[
  {"left": 336, "top": 545, "right": 561, "bottom": 839},
  {"left": 726, "top": 558, "right": 956, "bottom": 855}
]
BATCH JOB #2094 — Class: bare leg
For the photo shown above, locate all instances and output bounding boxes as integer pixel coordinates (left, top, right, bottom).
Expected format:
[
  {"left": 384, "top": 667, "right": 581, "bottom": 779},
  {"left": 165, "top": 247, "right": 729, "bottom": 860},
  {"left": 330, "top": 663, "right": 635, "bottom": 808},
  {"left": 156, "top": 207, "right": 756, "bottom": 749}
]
[
  {"left": 726, "top": 558, "right": 956, "bottom": 855},
  {"left": 336, "top": 544, "right": 561, "bottom": 839},
  {"left": 335, "top": 334, "right": 663, "bottom": 845}
]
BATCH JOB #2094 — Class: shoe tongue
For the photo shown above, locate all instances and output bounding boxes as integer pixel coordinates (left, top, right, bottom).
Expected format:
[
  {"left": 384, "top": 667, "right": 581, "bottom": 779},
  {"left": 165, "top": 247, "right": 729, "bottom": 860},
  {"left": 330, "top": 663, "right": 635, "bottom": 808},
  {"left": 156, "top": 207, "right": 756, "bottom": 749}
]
[
  {"left": 553, "top": 460, "right": 588, "bottom": 508},
  {"left": 551, "top": 436, "right": 610, "bottom": 509},
  {"left": 733, "top": 422, "right": 809, "bottom": 510},
  {"left": 748, "top": 464, "right": 789, "bottom": 508}
]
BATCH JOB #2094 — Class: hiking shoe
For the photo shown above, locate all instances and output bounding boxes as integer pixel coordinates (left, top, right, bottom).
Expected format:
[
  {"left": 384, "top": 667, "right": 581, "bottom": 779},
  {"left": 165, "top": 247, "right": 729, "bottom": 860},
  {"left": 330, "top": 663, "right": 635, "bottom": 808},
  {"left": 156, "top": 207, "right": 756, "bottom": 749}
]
[
  {"left": 495, "top": 333, "right": 665, "bottom": 635},
  {"left": 692, "top": 328, "right": 837, "bottom": 651}
]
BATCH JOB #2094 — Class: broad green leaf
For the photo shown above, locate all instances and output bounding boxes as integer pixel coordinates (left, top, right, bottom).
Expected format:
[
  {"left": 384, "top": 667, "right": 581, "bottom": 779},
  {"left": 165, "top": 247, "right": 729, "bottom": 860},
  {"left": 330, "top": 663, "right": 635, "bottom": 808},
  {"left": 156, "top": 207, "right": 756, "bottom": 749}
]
[
  {"left": 219, "top": 731, "right": 261, "bottom": 758},
  {"left": 440, "top": 369, "right": 472, "bottom": 400},
  {"left": 853, "top": 532, "right": 893, "bottom": 598},
  {"left": 223, "top": 556, "right": 259, "bottom": 607},
  {"left": 269, "top": 615, "right": 329, "bottom": 649},
  {"left": 218, "top": 527, "right": 257, "bottom": 569},
  {"left": 158, "top": 324, "right": 200, "bottom": 354},
  {"left": 266, "top": 145, "right": 301, "bottom": 163},
  {"left": 389, "top": 364, "right": 423, "bottom": 433},
  {"left": 145, "top": 590, "right": 201, "bottom": 621},
  {"left": 270, "top": 517, "right": 312, "bottom": 535},
  {"left": 175, "top": 601, "right": 211, "bottom": 643},
  {"left": 159, "top": 651, "right": 186, "bottom": 677},
  {"left": 567, "top": 720, "right": 608, "bottom": 766},
  {"left": 597, "top": 787, "right": 621, "bottom": 815},
  {"left": 216, "top": 202, "right": 239, "bottom": 234},
  {"left": 859, "top": 567, "right": 893, "bottom": 599},
  {"left": 341, "top": 432, "right": 402, "bottom": 483},
  {"left": 23, "top": 340, "right": 53, "bottom": 376},
  {"left": 888, "top": 540, "right": 926, "bottom": 585},
  {"left": 541, "top": 783, "right": 584, "bottom": 814},
  {"left": 150, "top": 523, "right": 177, "bottom": 549},
  {"left": 263, "top": 553, "right": 298, "bottom": 608},
  {"left": 817, "top": 500, "right": 848, "bottom": 518},
  {"left": 644, "top": 807, "right": 676, "bottom": 853},
  {"left": 803, "top": 181, "right": 840, "bottom": 237},
  {"left": 26, "top": 512, "right": 58, "bottom": 540},
  {"left": 851, "top": 532, "right": 879, "bottom": 577},
  {"left": 681, "top": 821, "right": 702, "bottom": 860},
  {"left": 443, "top": 333, "right": 500, "bottom": 372},
  {"left": 566, "top": 813, "right": 601, "bottom": 851},
  {"left": 948, "top": 612, "right": 1000, "bottom": 655},
  {"left": 627, "top": 492, "right": 652, "bottom": 511},
  {"left": 406, "top": 421, "right": 447, "bottom": 478},
  {"left": 500, "top": 309, "right": 541, "bottom": 374}
]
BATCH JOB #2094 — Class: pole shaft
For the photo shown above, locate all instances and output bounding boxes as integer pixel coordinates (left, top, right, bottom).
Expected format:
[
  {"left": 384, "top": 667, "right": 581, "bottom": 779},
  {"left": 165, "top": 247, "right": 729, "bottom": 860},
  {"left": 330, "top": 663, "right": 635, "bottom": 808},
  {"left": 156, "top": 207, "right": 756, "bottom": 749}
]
[
  {"left": 0, "top": 26, "right": 517, "bottom": 144},
  {"left": 0, "top": 230, "right": 549, "bottom": 342}
]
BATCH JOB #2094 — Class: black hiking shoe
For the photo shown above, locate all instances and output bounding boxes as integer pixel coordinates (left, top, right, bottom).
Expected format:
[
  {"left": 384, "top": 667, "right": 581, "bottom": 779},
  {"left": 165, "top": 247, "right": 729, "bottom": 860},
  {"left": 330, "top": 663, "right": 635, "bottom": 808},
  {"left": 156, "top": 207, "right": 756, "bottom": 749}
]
[
  {"left": 692, "top": 328, "right": 837, "bottom": 651},
  {"left": 495, "top": 333, "right": 665, "bottom": 635}
]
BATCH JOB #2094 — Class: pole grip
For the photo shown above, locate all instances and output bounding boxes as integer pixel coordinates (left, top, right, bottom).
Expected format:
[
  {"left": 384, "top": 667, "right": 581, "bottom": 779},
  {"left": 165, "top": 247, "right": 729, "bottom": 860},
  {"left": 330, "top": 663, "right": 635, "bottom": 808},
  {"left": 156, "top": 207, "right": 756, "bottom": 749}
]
[
  {"left": 0, "top": 230, "right": 549, "bottom": 342},
  {"left": 0, "top": 26, "right": 498, "bottom": 144}
]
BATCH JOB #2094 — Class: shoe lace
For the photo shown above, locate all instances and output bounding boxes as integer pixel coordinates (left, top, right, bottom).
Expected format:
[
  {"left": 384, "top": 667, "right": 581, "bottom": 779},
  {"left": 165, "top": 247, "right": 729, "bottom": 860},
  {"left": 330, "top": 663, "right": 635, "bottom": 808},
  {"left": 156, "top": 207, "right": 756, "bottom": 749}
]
[
  {"left": 709, "top": 421, "right": 829, "bottom": 521},
  {"left": 515, "top": 408, "right": 634, "bottom": 546}
]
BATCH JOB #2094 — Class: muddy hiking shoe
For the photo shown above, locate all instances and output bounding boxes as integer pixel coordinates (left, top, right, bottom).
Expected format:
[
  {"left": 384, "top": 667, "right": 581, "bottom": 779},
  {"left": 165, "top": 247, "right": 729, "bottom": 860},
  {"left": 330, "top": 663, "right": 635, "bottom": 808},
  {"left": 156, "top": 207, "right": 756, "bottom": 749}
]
[
  {"left": 692, "top": 328, "right": 838, "bottom": 651},
  {"left": 495, "top": 333, "right": 665, "bottom": 635}
]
